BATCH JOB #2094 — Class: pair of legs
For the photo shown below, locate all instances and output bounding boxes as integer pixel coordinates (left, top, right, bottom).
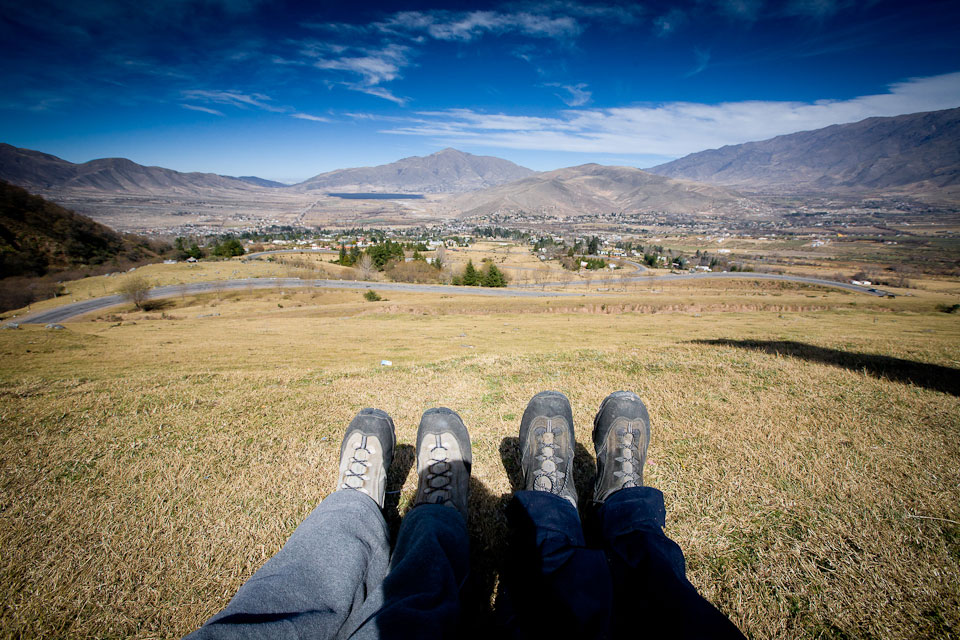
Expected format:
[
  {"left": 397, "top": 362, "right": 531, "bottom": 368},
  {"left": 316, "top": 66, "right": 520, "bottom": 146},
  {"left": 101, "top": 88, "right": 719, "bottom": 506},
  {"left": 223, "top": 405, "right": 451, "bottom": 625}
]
[
  {"left": 499, "top": 391, "right": 744, "bottom": 639},
  {"left": 187, "top": 393, "right": 743, "bottom": 639},
  {"left": 187, "top": 407, "right": 473, "bottom": 639}
]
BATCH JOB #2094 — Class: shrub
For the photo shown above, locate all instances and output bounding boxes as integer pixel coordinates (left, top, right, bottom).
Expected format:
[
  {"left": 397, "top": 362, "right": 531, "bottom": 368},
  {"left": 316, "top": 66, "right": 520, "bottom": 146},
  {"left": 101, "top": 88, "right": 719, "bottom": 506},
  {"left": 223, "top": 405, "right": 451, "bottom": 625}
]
[
  {"left": 117, "top": 274, "right": 152, "bottom": 310},
  {"left": 364, "top": 290, "right": 382, "bottom": 301}
]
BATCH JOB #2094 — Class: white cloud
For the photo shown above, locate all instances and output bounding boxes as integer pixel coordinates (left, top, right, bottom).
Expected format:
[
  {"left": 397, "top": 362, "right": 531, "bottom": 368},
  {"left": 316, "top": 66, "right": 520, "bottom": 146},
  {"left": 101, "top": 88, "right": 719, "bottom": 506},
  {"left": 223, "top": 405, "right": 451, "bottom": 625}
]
[
  {"left": 381, "top": 72, "right": 960, "bottom": 159},
  {"left": 311, "top": 44, "right": 412, "bottom": 104},
  {"left": 291, "top": 113, "right": 330, "bottom": 122},
  {"left": 545, "top": 82, "right": 592, "bottom": 106},
  {"left": 181, "top": 90, "right": 284, "bottom": 112},
  {"left": 181, "top": 103, "right": 225, "bottom": 116}
]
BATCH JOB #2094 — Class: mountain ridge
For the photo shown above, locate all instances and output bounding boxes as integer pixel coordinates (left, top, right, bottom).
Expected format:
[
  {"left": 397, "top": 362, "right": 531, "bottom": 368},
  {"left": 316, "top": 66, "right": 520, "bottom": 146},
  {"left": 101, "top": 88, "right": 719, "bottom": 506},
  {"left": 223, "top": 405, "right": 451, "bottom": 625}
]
[
  {"left": 647, "top": 107, "right": 960, "bottom": 202},
  {"left": 291, "top": 147, "right": 535, "bottom": 194},
  {"left": 447, "top": 163, "right": 750, "bottom": 217}
]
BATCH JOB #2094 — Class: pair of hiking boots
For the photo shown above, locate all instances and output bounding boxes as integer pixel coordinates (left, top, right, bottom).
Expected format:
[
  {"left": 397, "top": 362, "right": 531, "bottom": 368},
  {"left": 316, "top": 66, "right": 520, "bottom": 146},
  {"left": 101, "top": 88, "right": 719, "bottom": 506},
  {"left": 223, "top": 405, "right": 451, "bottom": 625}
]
[{"left": 336, "top": 390, "right": 651, "bottom": 515}]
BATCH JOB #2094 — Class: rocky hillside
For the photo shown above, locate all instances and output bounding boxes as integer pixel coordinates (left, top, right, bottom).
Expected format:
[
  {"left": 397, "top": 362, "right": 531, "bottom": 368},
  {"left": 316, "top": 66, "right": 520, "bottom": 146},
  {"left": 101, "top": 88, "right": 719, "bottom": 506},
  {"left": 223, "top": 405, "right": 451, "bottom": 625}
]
[
  {"left": 0, "top": 180, "right": 165, "bottom": 279},
  {"left": 447, "top": 163, "right": 748, "bottom": 216},
  {"left": 293, "top": 148, "right": 534, "bottom": 194},
  {"left": 648, "top": 107, "right": 960, "bottom": 201}
]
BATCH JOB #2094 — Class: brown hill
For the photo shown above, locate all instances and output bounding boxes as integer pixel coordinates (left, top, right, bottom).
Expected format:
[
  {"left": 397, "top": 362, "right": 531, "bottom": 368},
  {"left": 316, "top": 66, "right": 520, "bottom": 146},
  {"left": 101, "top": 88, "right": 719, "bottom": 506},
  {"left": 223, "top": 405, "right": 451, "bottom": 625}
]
[
  {"left": 647, "top": 107, "right": 960, "bottom": 201},
  {"left": 0, "top": 143, "right": 266, "bottom": 195},
  {"left": 447, "top": 164, "right": 749, "bottom": 217},
  {"left": 293, "top": 148, "right": 534, "bottom": 194},
  {"left": 0, "top": 180, "right": 168, "bottom": 310}
]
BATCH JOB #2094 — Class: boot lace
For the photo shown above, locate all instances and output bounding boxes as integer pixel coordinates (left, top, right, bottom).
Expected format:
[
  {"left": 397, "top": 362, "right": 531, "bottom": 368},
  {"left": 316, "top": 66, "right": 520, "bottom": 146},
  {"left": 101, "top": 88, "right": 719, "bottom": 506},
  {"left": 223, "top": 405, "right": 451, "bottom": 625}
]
[
  {"left": 423, "top": 434, "right": 453, "bottom": 505},
  {"left": 341, "top": 435, "right": 373, "bottom": 491},
  {"left": 532, "top": 418, "right": 567, "bottom": 494},
  {"left": 613, "top": 424, "right": 643, "bottom": 488}
]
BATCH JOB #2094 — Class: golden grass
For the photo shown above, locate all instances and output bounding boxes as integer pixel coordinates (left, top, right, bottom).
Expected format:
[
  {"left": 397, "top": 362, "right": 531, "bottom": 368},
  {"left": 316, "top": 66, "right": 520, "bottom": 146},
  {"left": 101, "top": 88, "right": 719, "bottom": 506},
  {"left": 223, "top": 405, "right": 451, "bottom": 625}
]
[{"left": 1, "top": 285, "right": 959, "bottom": 638}]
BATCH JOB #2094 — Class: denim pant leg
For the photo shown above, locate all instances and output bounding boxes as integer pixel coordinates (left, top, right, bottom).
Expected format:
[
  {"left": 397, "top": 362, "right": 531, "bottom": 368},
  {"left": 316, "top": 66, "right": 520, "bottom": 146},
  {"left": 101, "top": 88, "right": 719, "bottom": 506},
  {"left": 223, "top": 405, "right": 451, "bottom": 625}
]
[
  {"left": 598, "top": 487, "right": 745, "bottom": 640},
  {"left": 351, "top": 503, "right": 470, "bottom": 639},
  {"left": 501, "top": 491, "right": 612, "bottom": 640},
  {"left": 187, "top": 489, "right": 391, "bottom": 640}
]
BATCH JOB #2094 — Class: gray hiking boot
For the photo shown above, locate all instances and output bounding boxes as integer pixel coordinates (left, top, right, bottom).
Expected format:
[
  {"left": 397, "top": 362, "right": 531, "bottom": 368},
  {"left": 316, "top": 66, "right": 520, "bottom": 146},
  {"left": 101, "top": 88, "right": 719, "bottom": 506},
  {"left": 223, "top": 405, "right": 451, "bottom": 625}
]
[
  {"left": 413, "top": 408, "right": 472, "bottom": 520},
  {"left": 519, "top": 391, "right": 578, "bottom": 508},
  {"left": 592, "top": 391, "right": 650, "bottom": 503},
  {"left": 336, "top": 408, "right": 396, "bottom": 508}
]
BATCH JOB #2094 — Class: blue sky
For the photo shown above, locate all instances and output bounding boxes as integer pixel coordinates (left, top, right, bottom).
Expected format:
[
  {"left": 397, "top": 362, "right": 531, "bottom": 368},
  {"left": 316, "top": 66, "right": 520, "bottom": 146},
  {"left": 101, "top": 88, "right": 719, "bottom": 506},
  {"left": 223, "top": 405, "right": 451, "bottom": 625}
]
[{"left": 1, "top": 0, "right": 959, "bottom": 183}]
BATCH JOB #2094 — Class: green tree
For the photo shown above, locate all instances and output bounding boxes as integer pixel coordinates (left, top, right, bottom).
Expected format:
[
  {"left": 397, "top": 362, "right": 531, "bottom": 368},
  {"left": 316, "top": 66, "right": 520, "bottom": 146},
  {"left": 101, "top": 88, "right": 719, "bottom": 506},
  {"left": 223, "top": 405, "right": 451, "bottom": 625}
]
[
  {"left": 462, "top": 260, "right": 480, "bottom": 286},
  {"left": 587, "top": 236, "right": 600, "bottom": 255},
  {"left": 212, "top": 237, "right": 244, "bottom": 257},
  {"left": 482, "top": 263, "right": 507, "bottom": 287}
]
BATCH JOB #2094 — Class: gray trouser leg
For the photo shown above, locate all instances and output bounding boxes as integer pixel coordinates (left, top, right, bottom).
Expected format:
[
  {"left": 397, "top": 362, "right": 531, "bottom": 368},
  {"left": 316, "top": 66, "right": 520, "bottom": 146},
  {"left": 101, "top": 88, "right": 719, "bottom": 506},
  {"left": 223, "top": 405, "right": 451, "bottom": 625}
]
[{"left": 187, "top": 490, "right": 391, "bottom": 640}]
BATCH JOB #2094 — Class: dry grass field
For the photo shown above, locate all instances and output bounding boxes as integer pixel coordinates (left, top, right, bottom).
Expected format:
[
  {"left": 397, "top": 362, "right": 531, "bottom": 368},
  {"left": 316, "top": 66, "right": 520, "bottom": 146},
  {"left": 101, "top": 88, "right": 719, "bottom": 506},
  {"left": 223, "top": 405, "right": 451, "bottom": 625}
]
[{"left": 1, "top": 280, "right": 959, "bottom": 638}]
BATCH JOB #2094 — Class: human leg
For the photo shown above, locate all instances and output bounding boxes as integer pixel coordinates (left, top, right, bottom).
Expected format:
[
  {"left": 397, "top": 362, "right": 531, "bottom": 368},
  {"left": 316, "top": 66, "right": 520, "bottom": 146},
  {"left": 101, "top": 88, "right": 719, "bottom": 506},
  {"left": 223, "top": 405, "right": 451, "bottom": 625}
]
[
  {"left": 352, "top": 407, "right": 472, "bottom": 640},
  {"left": 500, "top": 392, "right": 612, "bottom": 640},
  {"left": 592, "top": 391, "right": 744, "bottom": 639},
  {"left": 186, "top": 409, "right": 396, "bottom": 640}
]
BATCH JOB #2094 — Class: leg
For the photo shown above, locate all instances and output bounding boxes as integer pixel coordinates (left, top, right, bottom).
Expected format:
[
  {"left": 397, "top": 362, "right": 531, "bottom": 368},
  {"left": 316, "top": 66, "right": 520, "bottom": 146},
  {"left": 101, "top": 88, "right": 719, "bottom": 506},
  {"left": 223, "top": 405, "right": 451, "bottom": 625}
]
[
  {"left": 355, "top": 504, "right": 470, "bottom": 639},
  {"left": 501, "top": 491, "right": 612, "bottom": 640},
  {"left": 350, "top": 407, "right": 473, "bottom": 639},
  {"left": 187, "top": 490, "right": 392, "bottom": 640},
  {"left": 592, "top": 391, "right": 744, "bottom": 640},
  {"left": 187, "top": 409, "right": 397, "bottom": 640},
  {"left": 500, "top": 391, "right": 612, "bottom": 639},
  {"left": 598, "top": 487, "right": 745, "bottom": 639}
]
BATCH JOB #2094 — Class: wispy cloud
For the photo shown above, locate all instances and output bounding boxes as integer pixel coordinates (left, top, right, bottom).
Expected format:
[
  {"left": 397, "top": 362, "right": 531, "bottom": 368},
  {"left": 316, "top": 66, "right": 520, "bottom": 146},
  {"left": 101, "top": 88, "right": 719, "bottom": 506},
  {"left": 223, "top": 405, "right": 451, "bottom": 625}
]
[
  {"left": 377, "top": 10, "right": 580, "bottom": 41},
  {"left": 714, "top": 0, "right": 765, "bottom": 21},
  {"left": 380, "top": 72, "right": 960, "bottom": 159},
  {"left": 544, "top": 82, "right": 592, "bottom": 106},
  {"left": 654, "top": 9, "right": 686, "bottom": 36},
  {"left": 305, "top": 43, "right": 412, "bottom": 105},
  {"left": 291, "top": 113, "right": 330, "bottom": 122},
  {"left": 685, "top": 48, "right": 711, "bottom": 77},
  {"left": 181, "top": 103, "right": 225, "bottom": 116},
  {"left": 181, "top": 90, "right": 285, "bottom": 112}
]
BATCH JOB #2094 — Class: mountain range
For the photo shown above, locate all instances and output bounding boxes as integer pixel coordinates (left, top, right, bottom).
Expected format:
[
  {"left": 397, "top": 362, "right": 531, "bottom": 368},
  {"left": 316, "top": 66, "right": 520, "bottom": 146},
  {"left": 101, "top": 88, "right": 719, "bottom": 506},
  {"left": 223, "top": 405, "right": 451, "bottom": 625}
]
[
  {"left": 448, "top": 164, "right": 746, "bottom": 217},
  {"left": 0, "top": 145, "right": 533, "bottom": 196},
  {"left": 1, "top": 107, "right": 958, "bottom": 219},
  {"left": 648, "top": 107, "right": 960, "bottom": 201}
]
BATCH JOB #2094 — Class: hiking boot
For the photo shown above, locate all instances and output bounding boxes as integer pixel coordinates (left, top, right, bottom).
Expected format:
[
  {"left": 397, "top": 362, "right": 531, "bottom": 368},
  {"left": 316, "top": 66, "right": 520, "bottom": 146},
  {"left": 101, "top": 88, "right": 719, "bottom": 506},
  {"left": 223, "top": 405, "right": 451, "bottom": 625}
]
[
  {"left": 519, "top": 391, "right": 577, "bottom": 508},
  {"left": 592, "top": 391, "right": 650, "bottom": 503},
  {"left": 413, "top": 408, "right": 472, "bottom": 519},
  {"left": 336, "top": 408, "right": 396, "bottom": 508}
]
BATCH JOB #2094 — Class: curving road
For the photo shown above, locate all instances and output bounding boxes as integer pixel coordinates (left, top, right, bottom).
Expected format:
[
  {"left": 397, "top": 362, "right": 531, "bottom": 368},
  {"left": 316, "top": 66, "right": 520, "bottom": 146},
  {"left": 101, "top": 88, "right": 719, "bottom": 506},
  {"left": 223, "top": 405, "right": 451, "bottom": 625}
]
[
  {"left": 15, "top": 269, "right": 892, "bottom": 325},
  {"left": 17, "top": 278, "right": 584, "bottom": 324},
  {"left": 15, "top": 247, "right": 890, "bottom": 324}
]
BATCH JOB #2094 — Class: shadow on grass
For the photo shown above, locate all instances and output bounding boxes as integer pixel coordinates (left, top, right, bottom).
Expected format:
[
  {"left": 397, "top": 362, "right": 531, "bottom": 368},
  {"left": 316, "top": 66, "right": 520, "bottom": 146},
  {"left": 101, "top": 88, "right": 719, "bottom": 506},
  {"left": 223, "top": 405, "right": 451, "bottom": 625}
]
[
  {"left": 383, "top": 443, "right": 415, "bottom": 537},
  {"left": 692, "top": 338, "right": 960, "bottom": 397}
]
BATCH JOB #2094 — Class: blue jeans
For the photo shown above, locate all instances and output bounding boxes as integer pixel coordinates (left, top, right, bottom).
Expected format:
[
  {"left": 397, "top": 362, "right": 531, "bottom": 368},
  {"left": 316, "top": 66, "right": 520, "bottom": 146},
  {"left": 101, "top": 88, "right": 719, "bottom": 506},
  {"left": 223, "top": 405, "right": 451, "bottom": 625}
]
[
  {"left": 500, "top": 487, "right": 745, "bottom": 639},
  {"left": 188, "top": 488, "right": 742, "bottom": 639}
]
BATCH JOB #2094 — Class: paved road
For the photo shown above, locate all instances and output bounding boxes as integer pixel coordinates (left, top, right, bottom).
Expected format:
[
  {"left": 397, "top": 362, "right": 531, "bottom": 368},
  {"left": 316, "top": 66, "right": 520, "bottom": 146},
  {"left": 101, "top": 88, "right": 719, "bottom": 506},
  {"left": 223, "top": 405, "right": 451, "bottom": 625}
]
[
  {"left": 244, "top": 248, "right": 337, "bottom": 259},
  {"left": 17, "top": 278, "right": 584, "bottom": 324},
  {"left": 18, "top": 271, "right": 891, "bottom": 325}
]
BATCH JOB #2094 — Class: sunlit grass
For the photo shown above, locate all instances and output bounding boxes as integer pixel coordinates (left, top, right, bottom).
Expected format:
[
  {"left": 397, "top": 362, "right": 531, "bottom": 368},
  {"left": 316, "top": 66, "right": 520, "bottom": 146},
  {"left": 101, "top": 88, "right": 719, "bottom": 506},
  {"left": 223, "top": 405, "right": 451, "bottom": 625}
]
[{"left": 1, "top": 284, "right": 958, "bottom": 638}]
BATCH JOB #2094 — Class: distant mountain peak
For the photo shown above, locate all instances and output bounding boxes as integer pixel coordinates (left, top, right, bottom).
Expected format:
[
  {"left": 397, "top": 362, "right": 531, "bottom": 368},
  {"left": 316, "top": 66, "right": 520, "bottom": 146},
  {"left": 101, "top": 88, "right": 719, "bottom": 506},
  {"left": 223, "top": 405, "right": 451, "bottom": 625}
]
[{"left": 294, "top": 149, "right": 534, "bottom": 194}]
